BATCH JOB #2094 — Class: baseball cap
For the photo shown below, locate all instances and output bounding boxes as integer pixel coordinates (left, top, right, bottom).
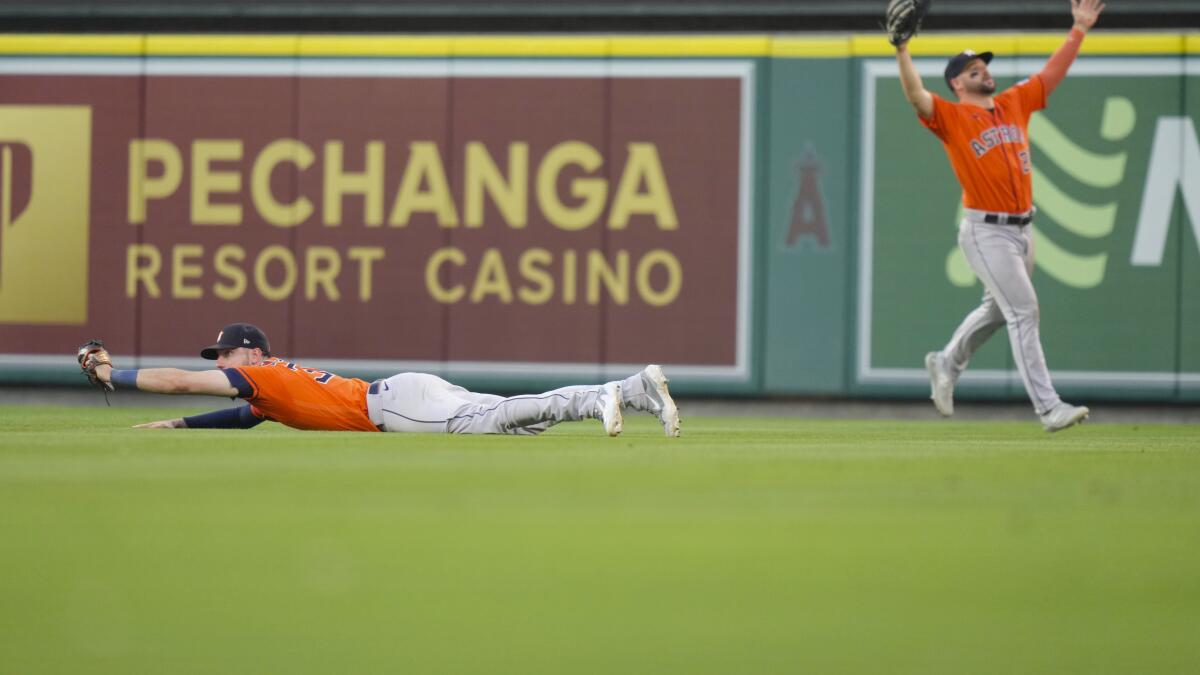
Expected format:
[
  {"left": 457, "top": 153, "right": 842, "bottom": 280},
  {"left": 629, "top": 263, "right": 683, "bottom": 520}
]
[
  {"left": 944, "top": 50, "right": 994, "bottom": 89},
  {"left": 200, "top": 322, "right": 271, "bottom": 360}
]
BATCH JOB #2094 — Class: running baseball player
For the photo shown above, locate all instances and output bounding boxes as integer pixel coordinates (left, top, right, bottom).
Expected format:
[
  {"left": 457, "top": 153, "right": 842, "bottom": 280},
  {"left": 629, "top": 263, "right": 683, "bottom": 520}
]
[
  {"left": 77, "top": 323, "right": 681, "bottom": 437},
  {"left": 892, "top": 0, "right": 1104, "bottom": 432}
]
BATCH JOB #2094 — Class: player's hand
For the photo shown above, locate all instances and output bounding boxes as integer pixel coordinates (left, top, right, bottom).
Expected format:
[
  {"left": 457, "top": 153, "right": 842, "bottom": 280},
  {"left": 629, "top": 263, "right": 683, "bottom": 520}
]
[
  {"left": 884, "top": 0, "right": 929, "bottom": 48},
  {"left": 1071, "top": 0, "right": 1105, "bottom": 32},
  {"left": 133, "top": 418, "right": 185, "bottom": 429},
  {"left": 77, "top": 339, "right": 115, "bottom": 392}
]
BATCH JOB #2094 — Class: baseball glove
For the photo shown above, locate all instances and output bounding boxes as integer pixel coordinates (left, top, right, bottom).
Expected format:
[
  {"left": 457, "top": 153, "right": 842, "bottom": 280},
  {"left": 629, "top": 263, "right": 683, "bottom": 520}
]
[
  {"left": 77, "top": 339, "right": 114, "bottom": 392},
  {"left": 885, "top": 0, "right": 932, "bottom": 46}
]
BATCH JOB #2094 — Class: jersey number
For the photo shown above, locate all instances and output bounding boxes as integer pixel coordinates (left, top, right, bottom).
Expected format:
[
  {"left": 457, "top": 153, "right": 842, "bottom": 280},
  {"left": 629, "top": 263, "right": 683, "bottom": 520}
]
[
  {"left": 304, "top": 368, "right": 335, "bottom": 384},
  {"left": 283, "top": 361, "right": 335, "bottom": 384},
  {"left": 1018, "top": 150, "right": 1032, "bottom": 174}
]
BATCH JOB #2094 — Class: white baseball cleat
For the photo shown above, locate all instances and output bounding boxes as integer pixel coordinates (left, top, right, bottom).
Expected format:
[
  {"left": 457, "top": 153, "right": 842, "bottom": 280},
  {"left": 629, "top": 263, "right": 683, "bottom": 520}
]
[
  {"left": 925, "top": 351, "right": 955, "bottom": 417},
  {"left": 1040, "top": 402, "right": 1090, "bottom": 433},
  {"left": 597, "top": 381, "right": 624, "bottom": 437},
  {"left": 640, "top": 365, "right": 681, "bottom": 438}
]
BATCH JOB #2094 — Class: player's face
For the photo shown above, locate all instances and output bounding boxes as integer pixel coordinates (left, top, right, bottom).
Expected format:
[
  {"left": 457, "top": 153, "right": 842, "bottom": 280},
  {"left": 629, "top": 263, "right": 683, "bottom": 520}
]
[
  {"left": 960, "top": 60, "right": 996, "bottom": 96},
  {"left": 215, "top": 347, "right": 263, "bottom": 368}
]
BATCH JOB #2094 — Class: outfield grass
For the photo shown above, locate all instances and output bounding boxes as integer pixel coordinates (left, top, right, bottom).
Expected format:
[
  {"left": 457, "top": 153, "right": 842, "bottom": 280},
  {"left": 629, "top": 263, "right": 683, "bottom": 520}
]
[{"left": 1, "top": 405, "right": 1198, "bottom": 675}]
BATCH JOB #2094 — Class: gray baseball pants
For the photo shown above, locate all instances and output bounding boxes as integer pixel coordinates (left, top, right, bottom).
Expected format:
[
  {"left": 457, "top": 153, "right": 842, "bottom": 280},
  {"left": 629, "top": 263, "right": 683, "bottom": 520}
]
[
  {"left": 364, "top": 372, "right": 607, "bottom": 434},
  {"left": 938, "top": 211, "right": 1062, "bottom": 415}
]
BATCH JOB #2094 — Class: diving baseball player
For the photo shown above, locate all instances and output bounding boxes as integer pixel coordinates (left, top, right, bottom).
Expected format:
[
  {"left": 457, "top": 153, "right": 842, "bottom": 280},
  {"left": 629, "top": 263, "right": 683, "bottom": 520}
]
[
  {"left": 77, "top": 323, "right": 681, "bottom": 437},
  {"left": 891, "top": 0, "right": 1104, "bottom": 432}
]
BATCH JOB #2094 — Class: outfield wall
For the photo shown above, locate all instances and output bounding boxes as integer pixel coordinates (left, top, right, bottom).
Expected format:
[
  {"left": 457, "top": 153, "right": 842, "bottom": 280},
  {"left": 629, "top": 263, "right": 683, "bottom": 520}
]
[{"left": 0, "top": 33, "right": 1197, "bottom": 402}]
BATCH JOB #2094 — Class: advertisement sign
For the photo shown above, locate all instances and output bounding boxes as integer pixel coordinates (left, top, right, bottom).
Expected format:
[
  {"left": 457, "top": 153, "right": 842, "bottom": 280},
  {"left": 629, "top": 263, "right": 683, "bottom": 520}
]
[
  {"left": 0, "top": 106, "right": 91, "bottom": 324},
  {"left": 0, "top": 58, "right": 754, "bottom": 381}
]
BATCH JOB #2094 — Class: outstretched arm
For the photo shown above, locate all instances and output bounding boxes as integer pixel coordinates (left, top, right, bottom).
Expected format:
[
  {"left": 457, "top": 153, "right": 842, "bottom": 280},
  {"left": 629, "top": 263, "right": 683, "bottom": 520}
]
[
  {"left": 1040, "top": 0, "right": 1105, "bottom": 95},
  {"left": 896, "top": 41, "right": 934, "bottom": 119},
  {"left": 134, "top": 405, "right": 265, "bottom": 430},
  {"left": 94, "top": 363, "right": 238, "bottom": 397}
]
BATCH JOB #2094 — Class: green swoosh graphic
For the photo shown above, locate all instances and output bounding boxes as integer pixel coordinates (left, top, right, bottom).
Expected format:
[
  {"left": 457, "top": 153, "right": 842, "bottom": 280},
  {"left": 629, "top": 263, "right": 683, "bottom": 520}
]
[
  {"left": 1032, "top": 226, "right": 1107, "bottom": 289},
  {"left": 946, "top": 246, "right": 976, "bottom": 288},
  {"left": 1031, "top": 169, "right": 1116, "bottom": 238},
  {"left": 1100, "top": 96, "right": 1137, "bottom": 141},
  {"left": 944, "top": 228, "right": 1107, "bottom": 290},
  {"left": 946, "top": 205, "right": 974, "bottom": 288},
  {"left": 1029, "top": 115, "right": 1126, "bottom": 188}
]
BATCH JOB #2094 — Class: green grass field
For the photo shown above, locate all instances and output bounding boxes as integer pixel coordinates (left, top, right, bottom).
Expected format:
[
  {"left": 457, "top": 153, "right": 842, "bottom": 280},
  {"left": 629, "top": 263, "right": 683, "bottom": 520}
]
[{"left": 1, "top": 405, "right": 1198, "bottom": 675}]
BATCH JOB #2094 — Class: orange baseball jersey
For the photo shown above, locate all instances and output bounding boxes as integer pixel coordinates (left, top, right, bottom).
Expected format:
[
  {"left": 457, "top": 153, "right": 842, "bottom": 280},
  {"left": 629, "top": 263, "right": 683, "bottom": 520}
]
[
  {"left": 920, "top": 74, "right": 1046, "bottom": 214},
  {"left": 223, "top": 358, "right": 379, "bottom": 432}
]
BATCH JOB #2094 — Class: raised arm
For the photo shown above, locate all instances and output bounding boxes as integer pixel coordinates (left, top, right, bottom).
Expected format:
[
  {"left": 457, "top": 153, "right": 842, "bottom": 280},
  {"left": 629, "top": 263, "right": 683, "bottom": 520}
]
[
  {"left": 896, "top": 41, "right": 934, "bottom": 119},
  {"left": 1040, "top": 0, "right": 1105, "bottom": 95}
]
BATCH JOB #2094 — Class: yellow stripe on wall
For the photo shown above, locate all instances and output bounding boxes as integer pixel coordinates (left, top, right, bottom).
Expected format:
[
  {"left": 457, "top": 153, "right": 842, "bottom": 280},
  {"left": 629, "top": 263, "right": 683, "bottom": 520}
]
[
  {"left": 0, "top": 32, "right": 1197, "bottom": 58},
  {"left": 144, "top": 34, "right": 299, "bottom": 56},
  {"left": 299, "top": 35, "right": 451, "bottom": 57},
  {"left": 1071, "top": 33, "right": 1185, "bottom": 54},
  {"left": 851, "top": 34, "right": 1021, "bottom": 57},
  {"left": 452, "top": 36, "right": 609, "bottom": 57},
  {"left": 609, "top": 36, "right": 771, "bottom": 57},
  {"left": 847, "top": 32, "right": 1194, "bottom": 57},
  {"left": 772, "top": 37, "right": 851, "bottom": 58}
]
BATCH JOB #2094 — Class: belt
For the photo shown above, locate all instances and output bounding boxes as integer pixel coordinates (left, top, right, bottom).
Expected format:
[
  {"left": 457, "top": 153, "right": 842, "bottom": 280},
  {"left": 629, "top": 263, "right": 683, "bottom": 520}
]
[
  {"left": 368, "top": 379, "right": 382, "bottom": 395},
  {"left": 983, "top": 212, "right": 1033, "bottom": 226}
]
